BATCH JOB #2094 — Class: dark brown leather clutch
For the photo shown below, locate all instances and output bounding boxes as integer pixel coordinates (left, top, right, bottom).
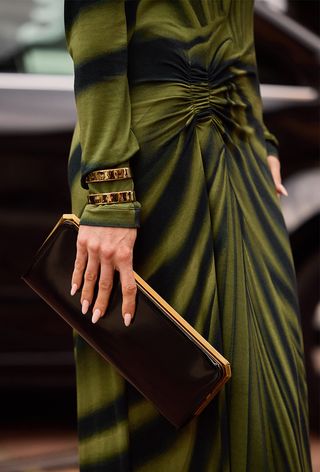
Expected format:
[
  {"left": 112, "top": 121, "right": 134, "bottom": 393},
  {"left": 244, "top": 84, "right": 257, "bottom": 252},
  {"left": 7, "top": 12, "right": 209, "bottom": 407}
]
[{"left": 21, "top": 214, "right": 231, "bottom": 428}]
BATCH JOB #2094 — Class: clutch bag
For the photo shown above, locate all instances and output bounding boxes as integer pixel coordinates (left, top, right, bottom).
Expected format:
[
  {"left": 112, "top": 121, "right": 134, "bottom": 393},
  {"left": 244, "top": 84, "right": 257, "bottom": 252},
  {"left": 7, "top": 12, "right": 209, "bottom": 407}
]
[{"left": 21, "top": 214, "right": 231, "bottom": 428}]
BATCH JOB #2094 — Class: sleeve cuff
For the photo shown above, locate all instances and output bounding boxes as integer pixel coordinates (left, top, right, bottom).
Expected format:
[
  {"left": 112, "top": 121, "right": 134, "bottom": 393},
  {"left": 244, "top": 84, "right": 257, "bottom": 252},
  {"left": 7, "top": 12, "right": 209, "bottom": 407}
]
[
  {"left": 80, "top": 201, "right": 141, "bottom": 228},
  {"left": 265, "top": 139, "right": 280, "bottom": 159}
]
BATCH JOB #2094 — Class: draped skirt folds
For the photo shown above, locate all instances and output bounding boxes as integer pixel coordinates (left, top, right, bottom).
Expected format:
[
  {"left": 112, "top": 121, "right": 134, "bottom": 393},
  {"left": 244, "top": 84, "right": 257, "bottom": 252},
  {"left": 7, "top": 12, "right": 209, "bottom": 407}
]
[{"left": 70, "top": 10, "right": 312, "bottom": 472}]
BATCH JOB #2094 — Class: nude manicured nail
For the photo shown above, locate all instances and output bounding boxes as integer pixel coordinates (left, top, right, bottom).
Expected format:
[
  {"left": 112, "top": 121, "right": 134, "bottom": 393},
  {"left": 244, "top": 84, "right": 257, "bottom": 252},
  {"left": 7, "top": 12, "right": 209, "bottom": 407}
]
[
  {"left": 124, "top": 313, "right": 132, "bottom": 327},
  {"left": 70, "top": 284, "right": 77, "bottom": 296},
  {"left": 280, "top": 185, "right": 288, "bottom": 196},
  {"left": 82, "top": 299, "right": 90, "bottom": 315},
  {"left": 92, "top": 309, "right": 101, "bottom": 324}
]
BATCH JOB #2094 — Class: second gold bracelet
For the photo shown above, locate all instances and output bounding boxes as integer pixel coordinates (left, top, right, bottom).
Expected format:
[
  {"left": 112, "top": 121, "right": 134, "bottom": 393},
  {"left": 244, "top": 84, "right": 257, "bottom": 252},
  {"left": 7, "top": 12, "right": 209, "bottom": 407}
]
[{"left": 88, "top": 190, "right": 136, "bottom": 205}]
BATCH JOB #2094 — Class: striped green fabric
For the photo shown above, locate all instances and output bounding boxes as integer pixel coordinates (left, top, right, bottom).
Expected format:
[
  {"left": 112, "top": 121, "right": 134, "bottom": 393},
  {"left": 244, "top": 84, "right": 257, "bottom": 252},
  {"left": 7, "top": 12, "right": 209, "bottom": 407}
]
[{"left": 64, "top": 1, "right": 312, "bottom": 471}]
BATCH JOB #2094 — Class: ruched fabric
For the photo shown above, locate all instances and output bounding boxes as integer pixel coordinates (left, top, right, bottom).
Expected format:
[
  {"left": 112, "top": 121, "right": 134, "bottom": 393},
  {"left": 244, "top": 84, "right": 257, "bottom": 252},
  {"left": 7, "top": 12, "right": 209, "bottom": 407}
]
[{"left": 65, "top": 1, "right": 312, "bottom": 471}]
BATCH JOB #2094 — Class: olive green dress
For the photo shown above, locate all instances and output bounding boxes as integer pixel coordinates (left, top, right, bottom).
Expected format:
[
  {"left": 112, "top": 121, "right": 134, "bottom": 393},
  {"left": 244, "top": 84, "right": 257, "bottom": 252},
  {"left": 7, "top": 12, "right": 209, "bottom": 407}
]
[{"left": 64, "top": 1, "right": 312, "bottom": 470}]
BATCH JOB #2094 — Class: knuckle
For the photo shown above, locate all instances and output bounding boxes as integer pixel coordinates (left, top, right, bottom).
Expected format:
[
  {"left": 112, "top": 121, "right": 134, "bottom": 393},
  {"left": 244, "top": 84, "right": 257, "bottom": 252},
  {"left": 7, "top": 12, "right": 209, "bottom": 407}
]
[
  {"left": 123, "top": 282, "right": 137, "bottom": 295},
  {"left": 87, "top": 242, "right": 99, "bottom": 254},
  {"left": 101, "top": 247, "right": 115, "bottom": 260},
  {"left": 85, "top": 271, "right": 97, "bottom": 283},
  {"left": 74, "top": 259, "right": 84, "bottom": 271},
  {"left": 117, "top": 247, "right": 132, "bottom": 262},
  {"left": 99, "top": 280, "right": 113, "bottom": 291},
  {"left": 77, "top": 238, "right": 87, "bottom": 249}
]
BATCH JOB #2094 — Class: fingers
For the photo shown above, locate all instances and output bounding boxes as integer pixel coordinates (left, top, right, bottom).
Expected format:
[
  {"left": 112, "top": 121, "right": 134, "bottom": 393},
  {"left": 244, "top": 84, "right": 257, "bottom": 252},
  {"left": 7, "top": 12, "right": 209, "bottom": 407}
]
[
  {"left": 276, "top": 183, "right": 288, "bottom": 197},
  {"left": 91, "top": 262, "right": 115, "bottom": 323},
  {"left": 81, "top": 248, "right": 100, "bottom": 314},
  {"left": 274, "top": 181, "right": 288, "bottom": 198},
  {"left": 71, "top": 237, "right": 88, "bottom": 297},
  {"left": 117, "top": 249, "right": 137, "bottom": 327},
  {"left": 266, "top": 155, "right": 288, "bottom": 198},
  {"left": 70, "top": 226, "right": 138, "bottom": 327}
]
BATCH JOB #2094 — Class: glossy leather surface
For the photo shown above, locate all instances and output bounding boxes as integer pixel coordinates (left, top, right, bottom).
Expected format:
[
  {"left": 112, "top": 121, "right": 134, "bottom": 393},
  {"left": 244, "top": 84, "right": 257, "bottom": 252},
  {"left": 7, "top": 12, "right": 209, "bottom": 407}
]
[{"left": 22, "top": 219, "right": 228, "bottom": 428}]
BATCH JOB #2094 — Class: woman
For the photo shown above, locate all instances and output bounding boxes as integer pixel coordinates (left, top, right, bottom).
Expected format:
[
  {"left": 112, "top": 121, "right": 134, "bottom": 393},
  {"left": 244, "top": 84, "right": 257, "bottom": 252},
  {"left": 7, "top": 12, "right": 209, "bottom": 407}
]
[{"left": 64, "top": 1, "right": 312, "bottom": 470}]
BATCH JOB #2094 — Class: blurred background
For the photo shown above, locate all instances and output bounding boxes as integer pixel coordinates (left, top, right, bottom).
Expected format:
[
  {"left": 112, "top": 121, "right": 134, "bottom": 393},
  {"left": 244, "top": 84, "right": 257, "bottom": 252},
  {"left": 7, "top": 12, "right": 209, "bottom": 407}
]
[{"left": 0, "top": 0, "right": 319, "bottom": 470}]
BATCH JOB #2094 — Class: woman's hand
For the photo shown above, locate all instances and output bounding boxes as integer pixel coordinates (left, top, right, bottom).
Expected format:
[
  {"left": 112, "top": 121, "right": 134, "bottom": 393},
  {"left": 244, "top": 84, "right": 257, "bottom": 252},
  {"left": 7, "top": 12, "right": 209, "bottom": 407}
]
[
  {"left": 267, "top": 155, "right": 288, "bottom": 198},
  {"left": 70, "top": 225, "right": 137, "bottom": 327}
]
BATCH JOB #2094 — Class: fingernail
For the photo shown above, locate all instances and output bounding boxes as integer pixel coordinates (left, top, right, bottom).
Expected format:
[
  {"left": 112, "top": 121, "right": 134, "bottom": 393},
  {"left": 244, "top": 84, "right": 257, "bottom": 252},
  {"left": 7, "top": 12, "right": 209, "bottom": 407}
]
[
  {"left": 124, "top": 313, "right": 131, "bottom": 327},
  {"left": 92, "top": 309, "right": 101, "bottom": 324},
  {"left": 281, "top": 186, "right": 288, "bottom": 196},
  {"left": 70, "top": 284, "right": 77, "bottom": 296},
  {"left": 82, "top": 299, "right": 90, "bottom": 315}
]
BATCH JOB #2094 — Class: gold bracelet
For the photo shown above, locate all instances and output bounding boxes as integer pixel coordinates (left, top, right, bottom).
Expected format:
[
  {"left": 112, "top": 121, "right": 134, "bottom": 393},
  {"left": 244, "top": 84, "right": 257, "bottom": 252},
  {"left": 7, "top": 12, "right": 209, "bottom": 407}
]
[
  {"left": 85, "top": 167, "right": 132, "bottom": 183},
  {"left": 88, "top": 190, "right": 136, "bottom": 205}
]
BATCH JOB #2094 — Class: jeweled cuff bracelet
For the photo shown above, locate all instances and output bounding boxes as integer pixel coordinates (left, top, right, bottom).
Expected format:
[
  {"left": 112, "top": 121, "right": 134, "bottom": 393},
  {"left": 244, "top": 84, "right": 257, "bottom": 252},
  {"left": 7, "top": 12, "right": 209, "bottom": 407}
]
[
  {"left": 88, "top": 190, "right": 136, "bottom": 205},
  {"left": 85, "top": 167, "right": 132, "bottom": 183}
]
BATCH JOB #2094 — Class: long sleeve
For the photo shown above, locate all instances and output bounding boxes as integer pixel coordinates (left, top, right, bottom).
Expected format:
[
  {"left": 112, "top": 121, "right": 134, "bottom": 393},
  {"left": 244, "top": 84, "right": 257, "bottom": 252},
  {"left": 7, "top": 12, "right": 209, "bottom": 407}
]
[
  {"left": 252, "top": 57, "right": 280, "bottom": 160},
  {"left": 64, "top": 0, "right": 141, "bottom": 227},
  {"left": 242, "top": 0, "right": 280, "bottom": 160},
  {"left": 261, "top": 120, "right": 280, "bottom": 159},
  {"left": 254, "top": 51, "right": 280, "bottom": 159}
]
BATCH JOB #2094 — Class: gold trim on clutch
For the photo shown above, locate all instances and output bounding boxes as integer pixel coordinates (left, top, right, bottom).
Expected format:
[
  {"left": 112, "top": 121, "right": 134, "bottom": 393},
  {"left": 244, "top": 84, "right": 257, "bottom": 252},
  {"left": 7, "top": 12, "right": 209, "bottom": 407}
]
[
  {"left": 134, "top": 272, "right": 231, "bottom": 369},
  {"left": 87, "top": 190, "right": 136, "bottom": 205},
  {"left": 133, "top": 274, "right": 231, "bottom": 417},
  {"left": 85, "top": 167, "right": 132, "bottom": 183},
  {"left": 41, "top": 213, "right": 80, "bottom": 248}
]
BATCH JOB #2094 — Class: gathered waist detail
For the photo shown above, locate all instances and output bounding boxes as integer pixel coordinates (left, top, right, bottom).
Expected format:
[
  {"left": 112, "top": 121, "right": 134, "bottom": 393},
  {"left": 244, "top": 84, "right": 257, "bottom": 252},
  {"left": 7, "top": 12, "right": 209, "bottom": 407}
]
[
  {"left": 186, "top": 79, "right": 229, "bottom": 129},
  {"left": 129, "top": 35, "right": 252, "bottom": 133},
  {"left": 182, "top": 58, "right": 247, "bottom": 131}
]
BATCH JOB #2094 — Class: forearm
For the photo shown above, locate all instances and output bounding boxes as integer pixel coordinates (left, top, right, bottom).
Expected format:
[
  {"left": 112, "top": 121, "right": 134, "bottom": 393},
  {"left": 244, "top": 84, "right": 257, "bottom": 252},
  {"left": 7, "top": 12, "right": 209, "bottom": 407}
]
[{"left": 64, "top": 0, "right": 141, "bottom": 228}]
